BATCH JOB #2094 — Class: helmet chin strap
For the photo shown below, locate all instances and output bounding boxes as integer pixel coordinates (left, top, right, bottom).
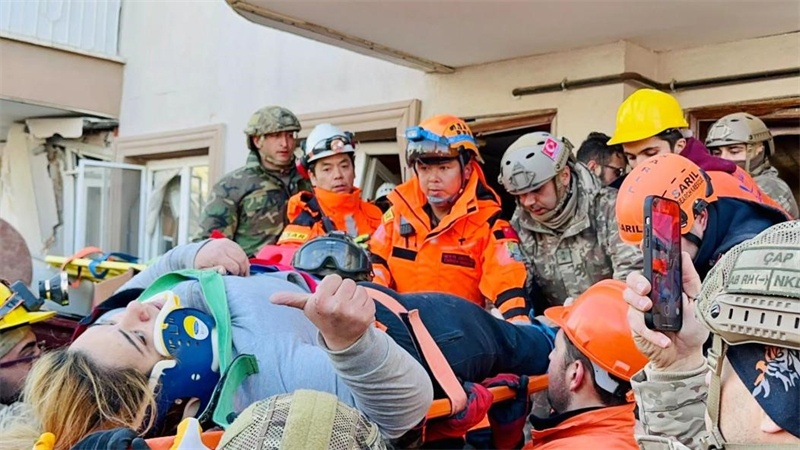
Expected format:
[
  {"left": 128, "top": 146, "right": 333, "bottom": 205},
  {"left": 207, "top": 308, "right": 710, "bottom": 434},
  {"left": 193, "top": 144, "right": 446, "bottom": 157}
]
[
  {"left": 420, "top": 156, "right": 470, "bottom": 208},
  {"left": 683, "top": 232, "right": 703, "bottom": 249}
]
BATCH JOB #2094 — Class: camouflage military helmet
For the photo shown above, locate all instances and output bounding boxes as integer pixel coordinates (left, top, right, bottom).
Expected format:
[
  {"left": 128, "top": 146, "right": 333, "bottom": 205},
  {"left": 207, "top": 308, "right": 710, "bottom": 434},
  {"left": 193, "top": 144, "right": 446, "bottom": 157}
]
[
  {"left": 498, "top": 132, "right": 573, "bottom": 195},
  {"left": 695, "top": 220, "right": 800, "bottom": 445},
  {"left": 244, "top": 106, "right": 301, "bottom": 136},
  {"left": 705, "top": 112, "right": 774, "bottom": 156}
]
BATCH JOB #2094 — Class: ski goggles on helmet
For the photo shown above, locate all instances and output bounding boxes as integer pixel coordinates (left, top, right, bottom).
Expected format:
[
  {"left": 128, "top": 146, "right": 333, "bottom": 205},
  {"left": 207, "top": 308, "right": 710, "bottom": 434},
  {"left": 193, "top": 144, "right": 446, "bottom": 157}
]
[
  {"left": 405, "top": 126, "right": 476, "bottom": 165},
  {"left": 292, "top": 232, "right": 372, "bottom": 276},
  {"left": 148, "top": 291, "right": 220, "bottom": 425}
]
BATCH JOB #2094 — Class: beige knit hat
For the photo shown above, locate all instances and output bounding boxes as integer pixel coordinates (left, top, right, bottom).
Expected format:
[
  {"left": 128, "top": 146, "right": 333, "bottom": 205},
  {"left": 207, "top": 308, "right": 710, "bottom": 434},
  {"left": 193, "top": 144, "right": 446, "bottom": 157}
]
[{"left": 218, "top": 390, "right": 386, "bottom": 450}]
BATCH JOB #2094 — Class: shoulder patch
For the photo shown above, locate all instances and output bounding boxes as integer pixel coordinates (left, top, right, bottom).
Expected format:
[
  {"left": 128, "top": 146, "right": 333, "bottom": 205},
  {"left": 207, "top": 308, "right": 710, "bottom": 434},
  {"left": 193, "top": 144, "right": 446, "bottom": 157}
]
[
  {"left": 493, "top": 225, "right": 520, "bottom": 241},
  {"left": 383, "top": 208, "right": 394, "bottom": 223},
  {"left": 505, "top": 241, "right": 526, "bottom": 262},
  {"left": 279, "top": 230, "right": 309, "bottom": 244}
]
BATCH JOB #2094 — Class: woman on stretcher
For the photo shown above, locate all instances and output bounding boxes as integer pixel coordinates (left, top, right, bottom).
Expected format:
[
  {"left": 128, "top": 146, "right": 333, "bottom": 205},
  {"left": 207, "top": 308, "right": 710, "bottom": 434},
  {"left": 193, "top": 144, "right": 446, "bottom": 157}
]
[{"left": 2, "top": 235, "right": 554, "bottom": 450}]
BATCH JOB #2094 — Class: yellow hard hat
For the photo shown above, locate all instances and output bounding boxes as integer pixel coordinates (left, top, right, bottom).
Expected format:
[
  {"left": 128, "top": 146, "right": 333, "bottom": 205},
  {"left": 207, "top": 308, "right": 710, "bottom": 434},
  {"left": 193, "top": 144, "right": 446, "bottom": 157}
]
[
  {"left": 0, "top": 282, "right": 55, "bottom": 332},
  {"left": 608, "top": 89, "right": 688, "bottom": 145}
]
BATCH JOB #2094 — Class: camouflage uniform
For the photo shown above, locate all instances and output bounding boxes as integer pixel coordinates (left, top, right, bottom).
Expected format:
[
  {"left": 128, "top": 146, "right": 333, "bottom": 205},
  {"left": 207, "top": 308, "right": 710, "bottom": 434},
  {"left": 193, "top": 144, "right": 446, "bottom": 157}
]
[
  {"left": 510, "top": 163, "right": 643, "bottom": 308},
  {"left": 194, "top": 106, "right": 311, "bottom": 256},
  {"left": 632, "top": 364, "right": 707, "bottom": 450},
  {"left": 751, "top": 163, "right": 799, "bottom": 219}
]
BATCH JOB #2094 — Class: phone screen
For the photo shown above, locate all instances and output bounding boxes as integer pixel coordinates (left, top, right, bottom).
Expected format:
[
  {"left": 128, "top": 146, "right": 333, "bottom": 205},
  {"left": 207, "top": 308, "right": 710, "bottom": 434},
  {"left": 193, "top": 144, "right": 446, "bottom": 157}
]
[{"left": 645, "top": 196, "right": 682, "bottom": 331}]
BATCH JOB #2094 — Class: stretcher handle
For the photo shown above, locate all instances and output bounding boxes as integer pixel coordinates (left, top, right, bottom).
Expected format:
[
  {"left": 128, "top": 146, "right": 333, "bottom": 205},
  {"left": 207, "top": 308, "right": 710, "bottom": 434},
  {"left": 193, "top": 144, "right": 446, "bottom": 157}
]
[{"left": 426, "top": 374, "right": 548, "bottom": 419}]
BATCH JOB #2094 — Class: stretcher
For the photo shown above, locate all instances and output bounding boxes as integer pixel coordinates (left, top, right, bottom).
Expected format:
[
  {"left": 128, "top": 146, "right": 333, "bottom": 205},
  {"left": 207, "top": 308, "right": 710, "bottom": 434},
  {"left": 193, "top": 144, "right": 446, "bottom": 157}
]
[
  {"left": 45, "top": 247, "right": 145, "bottom": 284},
  {"left": 426, "top": 374, "right": 548, "bottom": 419}
]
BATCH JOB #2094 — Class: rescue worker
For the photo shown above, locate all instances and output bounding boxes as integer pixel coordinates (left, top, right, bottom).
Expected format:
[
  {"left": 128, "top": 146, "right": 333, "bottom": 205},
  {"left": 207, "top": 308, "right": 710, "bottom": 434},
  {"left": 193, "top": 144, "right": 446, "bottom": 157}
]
[
  {"left": 705, "top": 112, "right": 799, "bottom": 218},
  {"left": 575, "top": 132, "right": 627, "bottom": 187},
  {"left": 626, "top": 221, "right": 800, "bottom": 449},
  {"left": 370, "top": 115, "right": 531, "bottom": 323},
  {"left": 607, "top": 89, "right": 790, "bottom": 217},
  {"left": 0, "top": 281, "right": 53, "bottom": 430},
  {"left": 498, "top": 131, "right": 642, "bottom": 310},
  {"left": 372, "top": 182, "right": 396, "bottom": 213},
  {"left": 519, "top": 280, "right": 647, "bottom": 449},
  {"left": 616, "top": 154, "right": 787, "bottom": 280},
  {"left": 277, "top": 124, "right": 382, "bottom": 247},
  {"left": 195, "top": 106, "right": 311, "bottom": 256}
]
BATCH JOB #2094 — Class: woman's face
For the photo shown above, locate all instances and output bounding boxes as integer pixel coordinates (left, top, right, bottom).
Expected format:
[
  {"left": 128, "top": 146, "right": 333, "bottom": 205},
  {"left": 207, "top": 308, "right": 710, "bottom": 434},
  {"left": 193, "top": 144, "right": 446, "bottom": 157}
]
[{"left": 70, "top": 299, "right": 167, "bottom": 373}]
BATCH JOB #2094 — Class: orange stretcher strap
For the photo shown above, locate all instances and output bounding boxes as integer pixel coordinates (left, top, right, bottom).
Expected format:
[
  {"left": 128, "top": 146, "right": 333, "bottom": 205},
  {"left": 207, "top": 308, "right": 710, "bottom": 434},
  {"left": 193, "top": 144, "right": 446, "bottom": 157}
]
[
  {"left": 426, "top": 374, "right": 549, "bottom": 420},
  {"left": 366, "top": 287, "right": 468, "bottom": 416},
  {"left": 60, "top": 246, "right": 103, "bottom": 288}
]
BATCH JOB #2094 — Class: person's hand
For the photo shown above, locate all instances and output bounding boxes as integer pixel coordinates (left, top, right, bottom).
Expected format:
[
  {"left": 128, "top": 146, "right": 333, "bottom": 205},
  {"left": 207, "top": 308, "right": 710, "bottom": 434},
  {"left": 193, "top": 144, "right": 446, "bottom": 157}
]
[
  {"left": 481, "top": 374, "right": 530, "bottom": 449},
  {"left": 270, "top": 274, "right": 375, "bottom": 351},
  {"left": 194, "top": 238, "right": 250, "bottom": 276},
  {"left": 70, "top": 428, "right": 150, "bottom": 450},
  {"left": 624, "top": 251, "right": 708, "bottom": 372}
]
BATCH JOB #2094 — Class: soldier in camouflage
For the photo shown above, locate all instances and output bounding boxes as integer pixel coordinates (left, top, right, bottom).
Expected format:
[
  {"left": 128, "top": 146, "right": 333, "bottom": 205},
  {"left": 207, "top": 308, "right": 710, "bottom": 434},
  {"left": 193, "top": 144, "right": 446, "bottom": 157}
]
[
  {"left": 195, "top": 106, "right": 312, "bottom": 256},
  {"left": 625, "top": 221, "right": 800, "bottom": 449},
  {"left": 705, "top": 112, "right": 799, "bottom": 219},
  {"left": 497, "top": 132, "right": 642, "bottom": 311}
]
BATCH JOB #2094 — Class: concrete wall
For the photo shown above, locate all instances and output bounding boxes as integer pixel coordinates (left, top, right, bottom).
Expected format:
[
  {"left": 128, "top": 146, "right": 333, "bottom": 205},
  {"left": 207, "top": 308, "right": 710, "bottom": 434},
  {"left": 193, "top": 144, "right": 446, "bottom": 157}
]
[
  {"left": 422, "top": 42, "right": 628, "bottom": 144},
  {"left": 661, "top": 33, "right": 800, "bottom": 109},
  {"left": 117, "top": 0, "right": 425, "bottom": 172},
  {"left": 0, "top": 37, "right": 124, "bottom": 117},
  {"left": 117, "top": 0, "right": 799, "bottom": 175}
]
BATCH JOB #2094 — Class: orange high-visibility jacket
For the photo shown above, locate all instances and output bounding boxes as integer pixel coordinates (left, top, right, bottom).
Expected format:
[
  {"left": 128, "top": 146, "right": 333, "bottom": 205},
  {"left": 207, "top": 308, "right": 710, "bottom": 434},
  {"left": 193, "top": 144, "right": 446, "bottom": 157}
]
[
  {"left": 709, "top": 168, "right": 792, "bottom": 220},
  {"left": 277, "top": 187, "right": 383, "bottom": 246},
  {"left": 370, "top": 164, "right": 530, "bottom": 322},
  {"left": 525, "top": 403, "right": 638, "bottom": 450}
]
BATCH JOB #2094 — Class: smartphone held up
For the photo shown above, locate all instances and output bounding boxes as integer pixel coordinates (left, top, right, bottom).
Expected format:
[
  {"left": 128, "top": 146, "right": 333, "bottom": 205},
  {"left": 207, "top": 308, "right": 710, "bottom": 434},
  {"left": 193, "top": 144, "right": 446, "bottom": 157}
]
[{"left": 643, "top": 195, "right": 683, "bottom": 332}]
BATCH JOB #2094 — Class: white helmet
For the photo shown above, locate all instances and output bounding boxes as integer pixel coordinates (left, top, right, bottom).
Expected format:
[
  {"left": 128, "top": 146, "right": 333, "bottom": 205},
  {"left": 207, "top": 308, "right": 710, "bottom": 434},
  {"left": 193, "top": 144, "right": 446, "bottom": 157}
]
[
  {"left": 302, "top": 123, "right": 356, "bottom": 168},
  {"left": 375, "top": 182, "right": 396, "bottom": 199}
]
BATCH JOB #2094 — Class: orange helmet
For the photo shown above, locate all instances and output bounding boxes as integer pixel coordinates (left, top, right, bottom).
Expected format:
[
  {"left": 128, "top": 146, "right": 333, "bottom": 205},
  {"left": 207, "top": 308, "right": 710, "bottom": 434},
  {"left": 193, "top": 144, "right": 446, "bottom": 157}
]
[
  {"left": 616, "top": 154, "right": 717, "bottom": 245},
  {"left": 545, "top": 280, "right": 648, "bottom": 383},
  {"left": 405, "top": 114, "right": 483, "bottom": 165}
]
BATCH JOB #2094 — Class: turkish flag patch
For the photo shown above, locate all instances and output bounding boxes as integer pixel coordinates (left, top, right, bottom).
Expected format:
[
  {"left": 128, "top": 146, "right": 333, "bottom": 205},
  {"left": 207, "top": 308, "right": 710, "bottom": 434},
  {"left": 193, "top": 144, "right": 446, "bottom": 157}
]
[
  {"left": 542, "top": 138, "right": 560, "bottom": 160},
  {"left": 494, "top": 226, "right": 520, "bottom": 241}
]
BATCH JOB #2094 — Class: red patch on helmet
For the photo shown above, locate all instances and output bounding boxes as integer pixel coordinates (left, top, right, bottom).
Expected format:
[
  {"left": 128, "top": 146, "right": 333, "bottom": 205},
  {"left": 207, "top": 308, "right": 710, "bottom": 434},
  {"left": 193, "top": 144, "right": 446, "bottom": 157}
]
[{"left": 542, "top": 138, "right": 560, "bottom": 160}]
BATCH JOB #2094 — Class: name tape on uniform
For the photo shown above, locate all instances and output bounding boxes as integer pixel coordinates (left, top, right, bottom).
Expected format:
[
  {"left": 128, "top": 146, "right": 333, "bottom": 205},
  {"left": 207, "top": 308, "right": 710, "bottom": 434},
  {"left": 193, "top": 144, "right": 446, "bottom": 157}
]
[{"left": 726, "top": 247, "right": 800, "bottom": 297}]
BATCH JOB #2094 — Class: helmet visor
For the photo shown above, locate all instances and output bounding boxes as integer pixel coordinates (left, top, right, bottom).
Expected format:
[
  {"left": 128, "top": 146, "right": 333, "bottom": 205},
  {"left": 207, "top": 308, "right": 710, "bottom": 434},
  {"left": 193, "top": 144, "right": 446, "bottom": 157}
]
[{"left": 293, "top": 237, "right": 371, "bottom": 275}]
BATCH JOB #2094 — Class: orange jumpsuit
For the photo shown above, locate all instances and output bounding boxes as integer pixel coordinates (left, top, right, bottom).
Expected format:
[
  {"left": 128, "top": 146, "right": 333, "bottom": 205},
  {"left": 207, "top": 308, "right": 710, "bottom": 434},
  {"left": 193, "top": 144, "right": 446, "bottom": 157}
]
[
  {"left": 370, "top": 164, "right": 530, "bottom": 322},
  {"left": 277, "top": 187, "right": 383, "bottom": 246}
]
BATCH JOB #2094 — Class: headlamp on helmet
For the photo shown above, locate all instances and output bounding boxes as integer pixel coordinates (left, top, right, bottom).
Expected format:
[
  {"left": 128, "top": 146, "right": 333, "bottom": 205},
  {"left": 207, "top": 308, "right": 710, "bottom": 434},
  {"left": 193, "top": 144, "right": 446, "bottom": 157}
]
[{"left": 0, "top": 275, "right": 66, "bottom": 332}]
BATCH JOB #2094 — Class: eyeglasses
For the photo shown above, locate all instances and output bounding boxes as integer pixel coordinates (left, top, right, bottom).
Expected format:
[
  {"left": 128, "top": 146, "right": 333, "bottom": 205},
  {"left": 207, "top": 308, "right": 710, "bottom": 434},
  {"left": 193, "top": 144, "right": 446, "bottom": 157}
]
[
  {"left": 601, "top": 164, "right": 627, "bottom": 178},
  {"left": 0, "top": 341, "right": 45, "bottom": 369}
]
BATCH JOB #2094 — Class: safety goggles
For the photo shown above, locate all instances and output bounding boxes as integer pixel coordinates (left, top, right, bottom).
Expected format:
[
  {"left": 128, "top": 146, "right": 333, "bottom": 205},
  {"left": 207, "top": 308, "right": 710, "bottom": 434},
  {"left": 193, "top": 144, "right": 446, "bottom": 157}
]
[
  {"left": 292, "top": 235, "right": 371, "bottom": 275},
  {"left": 307, "top": 132, "right": 356, "bottom": 157}
]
